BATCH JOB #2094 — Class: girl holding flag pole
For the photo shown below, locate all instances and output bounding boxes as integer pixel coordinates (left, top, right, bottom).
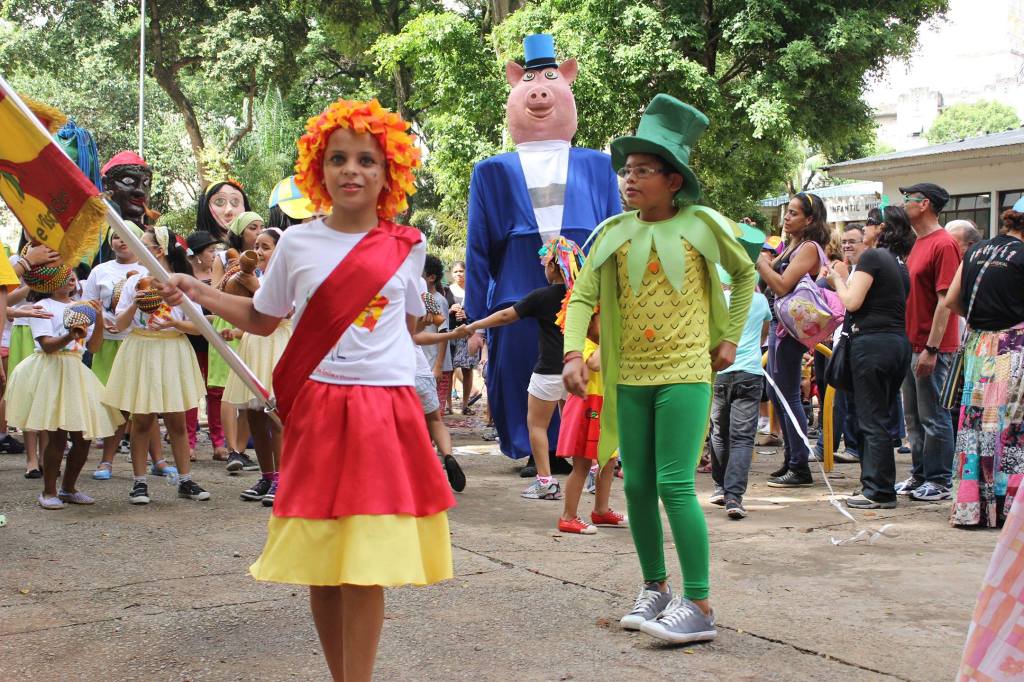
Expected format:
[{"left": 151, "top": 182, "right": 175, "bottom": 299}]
[{"left": 155, "top": 98, "right": 454, "bottom": 681}]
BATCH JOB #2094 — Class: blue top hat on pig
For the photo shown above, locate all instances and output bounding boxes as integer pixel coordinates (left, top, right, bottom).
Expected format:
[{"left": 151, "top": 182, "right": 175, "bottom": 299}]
[{"left": 523, "top": 33, "right": 559, "bottom": 70}]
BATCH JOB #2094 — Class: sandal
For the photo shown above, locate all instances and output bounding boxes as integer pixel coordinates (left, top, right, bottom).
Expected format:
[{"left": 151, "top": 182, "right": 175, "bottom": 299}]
[{"left": 24, "top": 469, "right": 42, "bottom": 479}]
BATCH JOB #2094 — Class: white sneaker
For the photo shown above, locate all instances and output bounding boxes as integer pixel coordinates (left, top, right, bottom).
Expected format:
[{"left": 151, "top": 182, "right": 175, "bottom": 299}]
[{"left": 521, "top": 479, "right": 562, "bottom": 500}]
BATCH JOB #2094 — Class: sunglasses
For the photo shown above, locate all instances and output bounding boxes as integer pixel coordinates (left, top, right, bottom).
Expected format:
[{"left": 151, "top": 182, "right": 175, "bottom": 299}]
[{"left": 865, "top": 220, "right": 882, "bottom": 226}]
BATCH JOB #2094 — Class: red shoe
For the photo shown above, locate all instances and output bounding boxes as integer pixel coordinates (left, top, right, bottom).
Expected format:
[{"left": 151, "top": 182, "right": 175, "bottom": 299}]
[
  {"left": 591, "top": 509, "right": 629, "bottom": 527},
  {"left": 558, "top": 516, "right": 597, "bottom": 535}
]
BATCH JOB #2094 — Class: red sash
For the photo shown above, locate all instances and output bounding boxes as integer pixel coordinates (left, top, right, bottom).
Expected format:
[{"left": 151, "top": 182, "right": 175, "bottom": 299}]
[{"left": 271, "top": 220, "right": 422, "bottom": 423}]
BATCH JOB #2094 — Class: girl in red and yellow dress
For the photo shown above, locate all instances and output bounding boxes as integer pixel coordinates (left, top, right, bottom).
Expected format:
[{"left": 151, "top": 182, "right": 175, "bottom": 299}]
[{"left": 155, "top": 98, "right": 454, "bottom": 682}]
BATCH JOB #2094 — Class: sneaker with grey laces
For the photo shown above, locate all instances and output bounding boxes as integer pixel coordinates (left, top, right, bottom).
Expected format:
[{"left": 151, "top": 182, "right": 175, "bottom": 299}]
[
  {"left": 521, "top": 479, "right": 562, "bottom": 500},
  {"left": 909, "top": 482, "right": 951, "bottom": 501},
  {"left": 620, "top": 583, "right": 673, "bottom": 630},
  {"left": 640, "top": 596, "right": 717, "bottom": 644},
  {"left": 894, "top": 476, "right": 923, "bottom": 496}
]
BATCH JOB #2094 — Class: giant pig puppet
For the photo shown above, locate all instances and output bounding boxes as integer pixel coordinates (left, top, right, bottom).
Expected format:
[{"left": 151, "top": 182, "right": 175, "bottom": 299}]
[{"left": 465, "top": 34, "right": 622, "bottom": 461}]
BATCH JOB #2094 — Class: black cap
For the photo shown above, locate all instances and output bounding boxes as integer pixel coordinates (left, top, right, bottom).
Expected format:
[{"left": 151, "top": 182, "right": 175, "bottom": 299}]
[
  {"left": 899, "top": 183, "right": 950, "bottom": 213},
  {"left": 186, "top": 231, "right": 220, "bottom": 255}
]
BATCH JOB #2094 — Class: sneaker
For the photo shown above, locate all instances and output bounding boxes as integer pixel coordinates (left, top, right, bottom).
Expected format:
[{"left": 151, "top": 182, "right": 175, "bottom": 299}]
[
  {"left": 226, "top": 451, "right": 257, "bottom": 473},
  {"left": 118, "top": 437, "right": 131, "bottom": 455},
  {"left": 58, "top": 490, "right": 95, "bottom": 505},
  {"left": 557, "top": 516, "right": 597, "bottom": 534},
  {"left": 521, "top": 479, "right": 561, "bottom": 500},
  {"left": 240, "top": 477, "right": 273, "bottom": 501},
  {"left": 833, "top": 450, "right": 861, "bottom": 464},
  {"left": 591, "top": 509, "right": 628, "bottom": 527},
  {"left": 262, "top": 481, "right": 277, "bottom": 507},
  {"left": 442, "top": 454, "right": 466, "bottom": 493},
  {"left": 897, "top": 445, "right": 911, "bottom": 455},
  {"left": 150, "top": 460, "right": 178, "bottom": 477},
  {"left": 769, "top": 464, "right": 789, "bottom": 479},
  {"left": 38, "top": 494, "right": 64, "bottom": 510},
  {"left": 894, "top": 476, "right": 923, "bottom": 496},
  {"left": 846, "top": 494, "right": 897, "bottom": 509},
  {"left": 129, "top": 481, "right": 150, "bottom": 505},
  {"left": 756, "top": 432, "right": 782, "bottom": 446},
  {"left": 909, "top": 482, "right": 951, "bottom": 502},
  {"left": 640, "top": 596, "right": 717, "bottom": 644},
  {"left": 584, "top": 467, "right": 597, "bottom": 495},
  {"left": 620, "top": 584, "right": 673, "bottom": 630},
  {"left": 766, "top": 469, "right": 813, "bottom": 487},
  {"left": 92, "top": 462, "right": 113, "bottom": 480},
  {"left": 0, "top": 434, "right": 25, "bottom": 454},
  {"left": 725, "top": 499, "right": 747, "bottom": 519},
  {"left": 178, "top": 480, "right": 211, "bottom": 501},
  {"left": 709, "top": 486, "right": 726, "bottom": 506}
]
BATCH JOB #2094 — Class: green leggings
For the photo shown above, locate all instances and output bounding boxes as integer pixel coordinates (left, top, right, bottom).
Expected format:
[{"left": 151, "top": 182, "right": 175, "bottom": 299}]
[{"left": 617, "top": 383, "right": 711, "bottom": 600}]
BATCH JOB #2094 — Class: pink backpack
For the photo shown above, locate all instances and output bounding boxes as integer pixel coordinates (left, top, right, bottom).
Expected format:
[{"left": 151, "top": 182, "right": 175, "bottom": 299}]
[{"left": 773, "top": 242, "right": 845, "bottom": 350}]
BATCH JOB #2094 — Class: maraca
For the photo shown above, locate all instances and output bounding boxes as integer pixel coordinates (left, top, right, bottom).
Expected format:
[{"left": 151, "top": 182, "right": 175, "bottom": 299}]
[
  {"left": 20, "top": 245, "right": 73, "bottom": 293},
  {"left": 109, "top": 270, "right": 139, "bottom": 311},
  {"left": 62, "top": 302, "right": 98, "bottom": 337},
  {"left": 134, "top": 276, "right": 164, "bottom": 313},
  {"left": 222, "top": 250, "right": 259, "bottom": 298}
]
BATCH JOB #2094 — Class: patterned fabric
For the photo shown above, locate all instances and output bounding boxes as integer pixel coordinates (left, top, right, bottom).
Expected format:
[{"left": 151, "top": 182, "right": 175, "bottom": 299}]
[
  {"left": 616, "top": 240, "right": 710, "bottom": 385},
  {"left": 958, "top": 495, "right": 1024, "bottom": 680},
  {"left": 451, "top": 336, "right": 479, "bottom": 369},
  {"left": 951, "top": 324, "right": 1024, "bottom": 528}
]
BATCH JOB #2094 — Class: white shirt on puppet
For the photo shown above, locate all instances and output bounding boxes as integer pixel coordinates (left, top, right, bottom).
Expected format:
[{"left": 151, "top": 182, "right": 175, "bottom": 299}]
[
  {"left": 253, "top": 219, "right": 426, "bottom": 386},
  {"left": 517, "top": 139, "right": 569, "bottom": 243}
]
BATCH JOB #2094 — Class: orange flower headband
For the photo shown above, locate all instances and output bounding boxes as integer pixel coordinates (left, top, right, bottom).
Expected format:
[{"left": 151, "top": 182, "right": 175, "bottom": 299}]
[{"left": 294, "top": 98, "right": 421, "bottom": 220}]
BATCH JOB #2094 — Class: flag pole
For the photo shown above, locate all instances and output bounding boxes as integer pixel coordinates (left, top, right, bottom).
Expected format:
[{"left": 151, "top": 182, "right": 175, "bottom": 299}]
[
  {"left": 0, "top": 74, "right": 280, "bottom": 426},
  {"left": 138, "top": 0, "right": 145, "bottom": 156}
]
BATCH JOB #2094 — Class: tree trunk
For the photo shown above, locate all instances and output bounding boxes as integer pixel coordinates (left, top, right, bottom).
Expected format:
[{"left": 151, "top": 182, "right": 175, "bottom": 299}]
[
  {"left": 146, "top": 0, "right": 207, "bottom": 187},
  {"left": 489, "top": 0, "right": 524, "bottom": 27}
]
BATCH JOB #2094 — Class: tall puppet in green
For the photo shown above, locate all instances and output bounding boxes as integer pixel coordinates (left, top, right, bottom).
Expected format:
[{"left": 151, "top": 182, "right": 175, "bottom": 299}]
[{"left": 563, "top": 94, "right": 757, "bottom": 644}]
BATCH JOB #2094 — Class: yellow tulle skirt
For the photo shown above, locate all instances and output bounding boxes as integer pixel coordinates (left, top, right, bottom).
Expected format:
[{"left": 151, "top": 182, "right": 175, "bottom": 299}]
[
  {"left": 5, "top": 351, "right": 124, "bottom": 438},
  {"left": 223, "top": 320, "right": 292, "bottom": 408},
  {"left": 103, "top": 329, "right": 205, "bottom": 414},
  {"left": 249, "top": 511, "right": 453, "bottom": 587}
]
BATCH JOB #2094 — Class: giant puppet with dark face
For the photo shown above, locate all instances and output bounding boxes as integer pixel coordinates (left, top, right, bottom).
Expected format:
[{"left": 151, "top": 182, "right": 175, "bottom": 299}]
[
  {"left": 101, "top": 151, "right": 152, "bottom": 228},
  {"left": 464, "top": 34, "right": 622, "bottom": 463}
]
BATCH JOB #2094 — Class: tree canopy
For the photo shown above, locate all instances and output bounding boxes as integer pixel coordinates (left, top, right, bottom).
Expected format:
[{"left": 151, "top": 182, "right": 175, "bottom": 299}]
[
  {"left": 925, "top": 100, "right": 1021, "bottom": 144},
  {"left": 1, "top": 0, "right": 949, "bottom": 244}
]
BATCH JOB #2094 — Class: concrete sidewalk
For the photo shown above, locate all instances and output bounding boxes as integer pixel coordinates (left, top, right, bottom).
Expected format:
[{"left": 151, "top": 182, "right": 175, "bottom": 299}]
[{"left": 0, "top": 434, "right": 993, "bottom": 681}]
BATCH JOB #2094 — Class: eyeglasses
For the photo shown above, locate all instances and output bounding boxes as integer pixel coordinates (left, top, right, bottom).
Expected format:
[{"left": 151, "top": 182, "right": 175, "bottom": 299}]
[
  {"left": 902, "top": 195, "right": 926, "bottom": 203},
  {"left": 864, "top": 220, "right": 882, "bottom": 226},
  {"left": 616, "top": 165, "right": 668, "bottom": 179},
  {"left": 841, "top": 239, "right": 863, "bottom": 246}
]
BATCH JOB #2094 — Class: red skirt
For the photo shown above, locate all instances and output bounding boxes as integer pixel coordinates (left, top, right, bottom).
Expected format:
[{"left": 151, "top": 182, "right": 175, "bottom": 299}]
[
  {"left": 556, "top": 393, "right": 603, "bottom": 460},
  {"left": 273, "top": 381, "right": 456, "bottom": 519}
]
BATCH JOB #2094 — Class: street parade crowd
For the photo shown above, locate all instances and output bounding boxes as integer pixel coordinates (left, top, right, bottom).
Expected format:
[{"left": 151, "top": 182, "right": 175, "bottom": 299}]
[{"left": 2, "top": 33, "right": 1023, "bottom": 682}]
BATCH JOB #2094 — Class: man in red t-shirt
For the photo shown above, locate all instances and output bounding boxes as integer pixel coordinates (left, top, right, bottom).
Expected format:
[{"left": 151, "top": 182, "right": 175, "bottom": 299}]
[{"left": 897, "top": 182, "right": 961, "bottom": 502}]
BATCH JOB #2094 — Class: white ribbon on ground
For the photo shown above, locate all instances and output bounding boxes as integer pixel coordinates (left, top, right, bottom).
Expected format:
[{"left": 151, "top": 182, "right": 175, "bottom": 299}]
[{"left": 762, "top": 371, "right": 899, "bottom": 546}]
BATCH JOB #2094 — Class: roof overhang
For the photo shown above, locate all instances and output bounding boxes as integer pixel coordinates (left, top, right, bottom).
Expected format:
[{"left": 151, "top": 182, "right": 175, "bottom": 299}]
[{"left": 826, "top": 143, "right": 1024, "bottom": 181}]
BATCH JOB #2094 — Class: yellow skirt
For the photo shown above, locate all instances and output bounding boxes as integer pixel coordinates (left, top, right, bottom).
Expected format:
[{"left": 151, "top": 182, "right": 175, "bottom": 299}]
[
  {"left": 249, "top": 512, "right": 453, "bottom": 587},
  {"left": 223, "top": 320, "right": 292, "bottom": 407},
  {"left": 5, "top": 351, "right": 125, "bottom": 438},
  {"left": 103, "top": 330, "right": 205, "bottom": 414}
]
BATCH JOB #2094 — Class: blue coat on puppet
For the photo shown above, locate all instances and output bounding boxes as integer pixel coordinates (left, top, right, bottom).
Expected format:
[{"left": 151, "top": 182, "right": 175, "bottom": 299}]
[{"left": 464, "top": 34, "right": 622, "bottom": 459}]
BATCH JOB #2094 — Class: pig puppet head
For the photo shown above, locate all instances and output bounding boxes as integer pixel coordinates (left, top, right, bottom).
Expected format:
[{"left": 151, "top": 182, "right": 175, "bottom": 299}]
[{"left": 505, "top": 58, "right": 579, "bottom": 144}]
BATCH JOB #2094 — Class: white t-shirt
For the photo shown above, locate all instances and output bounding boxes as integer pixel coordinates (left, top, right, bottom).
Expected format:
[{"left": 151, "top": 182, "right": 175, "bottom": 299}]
[
  {"left": 422, "top": 289, "right": 452, "bottom": 373},
  {"left": 115, "top": 273, "right": 188, "bottom": 330},
  {"left": 83, "top": 260, "right": 143, "bottom": 342},
  {"left": 252, "top": 219, "right": 426, "bottom": 386},
  {"left": 413, "top": 279, "right": 432, "bottom": 377},
  {"left": 29, "top": 298, "right": 90, "bottom": 353}
]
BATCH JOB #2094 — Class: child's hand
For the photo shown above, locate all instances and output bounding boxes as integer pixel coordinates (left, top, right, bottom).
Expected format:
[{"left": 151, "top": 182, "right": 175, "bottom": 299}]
[
  {"left": 452, "top": 325, "right": 472, "bottom": 340},
  {"left": 563, "top": 356, "right": 587, "bottom": 398},
  {"left": 710, "top": 341, "right": 737, "bottom": 372}
]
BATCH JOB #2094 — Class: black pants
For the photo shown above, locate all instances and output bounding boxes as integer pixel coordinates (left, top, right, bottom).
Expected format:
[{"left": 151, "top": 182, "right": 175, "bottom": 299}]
[{"left": 850, "top": 332, "right": 912, "bottom": 503}]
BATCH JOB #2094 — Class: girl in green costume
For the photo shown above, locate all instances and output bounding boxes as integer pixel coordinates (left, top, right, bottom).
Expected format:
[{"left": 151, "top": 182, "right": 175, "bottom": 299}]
[{"left": 563, "top": 95, "right": 756, "bottom": 645}]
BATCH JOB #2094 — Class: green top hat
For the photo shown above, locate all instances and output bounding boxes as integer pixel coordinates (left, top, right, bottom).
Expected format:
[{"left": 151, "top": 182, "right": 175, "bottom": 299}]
[
  {"left": 736, "top": 222, "right": 766, "bottom": 264},
  {"left": 610, "top": 94, "right": 709, "bottom": 202}
]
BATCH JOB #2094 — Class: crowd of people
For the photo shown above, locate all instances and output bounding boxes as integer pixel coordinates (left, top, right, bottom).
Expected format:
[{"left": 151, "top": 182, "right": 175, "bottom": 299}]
[{"left": 3, "top": 50, "right": 1023, "bottom": 677}]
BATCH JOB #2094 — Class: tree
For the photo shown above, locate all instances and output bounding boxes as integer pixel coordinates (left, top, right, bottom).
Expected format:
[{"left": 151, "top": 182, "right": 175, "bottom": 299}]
[
  {"left": 376, "top": 0, "right": 948, "bottom": 223},
  {"left": 926, "top": 100, "right": 1021, "bottom": 144},
  {"left": 2, "top": 0, "right": 309, "bottom": 188}
]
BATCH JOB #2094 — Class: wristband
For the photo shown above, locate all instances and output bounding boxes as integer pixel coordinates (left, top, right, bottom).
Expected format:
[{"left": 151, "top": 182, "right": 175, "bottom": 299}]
[
  {"left": 563, "top": 351, "right": 583, "bottom": 363},
  {"left": 923, "top": 345, "right": 938, "bottom": 355}
]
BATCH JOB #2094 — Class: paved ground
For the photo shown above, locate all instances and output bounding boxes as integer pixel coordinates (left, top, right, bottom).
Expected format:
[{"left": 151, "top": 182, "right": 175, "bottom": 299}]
[{"left": 0, "top": 417, "right": 995, "bottom": 681}]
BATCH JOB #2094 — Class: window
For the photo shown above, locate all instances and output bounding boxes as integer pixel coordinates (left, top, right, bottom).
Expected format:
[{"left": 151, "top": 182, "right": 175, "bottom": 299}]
[
  {"left": 996, "top": 189, "right": 1024, "bottom": 234},
  {"left": 939, "top": 192, "right": 991, "bottom": 234}
]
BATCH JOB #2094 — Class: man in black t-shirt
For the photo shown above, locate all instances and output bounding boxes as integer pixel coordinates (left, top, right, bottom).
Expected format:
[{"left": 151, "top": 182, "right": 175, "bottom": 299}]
[{"left": 468, "top": 257, "right": 569, "bottom": 501}]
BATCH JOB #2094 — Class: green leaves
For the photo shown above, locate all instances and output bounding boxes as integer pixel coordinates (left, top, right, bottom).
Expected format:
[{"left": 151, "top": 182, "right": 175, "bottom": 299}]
[{"left": 926, "top": 100, "right": 1021, "bottom": 144}]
